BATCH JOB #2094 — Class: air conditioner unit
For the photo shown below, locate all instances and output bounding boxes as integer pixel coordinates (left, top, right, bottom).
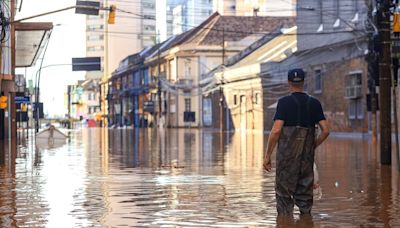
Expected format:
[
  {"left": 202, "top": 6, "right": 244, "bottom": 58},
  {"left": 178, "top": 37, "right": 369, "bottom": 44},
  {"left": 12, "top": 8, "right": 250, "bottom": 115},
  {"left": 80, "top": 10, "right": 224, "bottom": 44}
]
[{"left": 345, "top": 85, "right": 362, "bottom": 99}]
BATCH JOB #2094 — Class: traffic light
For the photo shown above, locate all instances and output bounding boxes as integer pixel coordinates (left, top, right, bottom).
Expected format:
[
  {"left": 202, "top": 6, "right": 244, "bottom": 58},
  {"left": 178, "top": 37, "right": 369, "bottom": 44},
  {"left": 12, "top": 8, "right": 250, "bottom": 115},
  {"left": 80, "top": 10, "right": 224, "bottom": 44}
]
[
  {"left": 108, "top": 5, "right": 116, "bottom": 24},
  {"left": 394, "top": 9, "right": 400, "bottom": 36},
  {"left": 0, "top": 96, "right": 8, "bottom": 109}
]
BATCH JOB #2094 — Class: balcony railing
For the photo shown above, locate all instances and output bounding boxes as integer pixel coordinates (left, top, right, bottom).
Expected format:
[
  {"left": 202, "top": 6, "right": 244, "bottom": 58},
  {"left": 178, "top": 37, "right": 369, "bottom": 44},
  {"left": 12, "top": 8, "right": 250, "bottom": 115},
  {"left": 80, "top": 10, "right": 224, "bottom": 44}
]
[{"left": 175, "top": 79, "right": 193, "bottom": 92}]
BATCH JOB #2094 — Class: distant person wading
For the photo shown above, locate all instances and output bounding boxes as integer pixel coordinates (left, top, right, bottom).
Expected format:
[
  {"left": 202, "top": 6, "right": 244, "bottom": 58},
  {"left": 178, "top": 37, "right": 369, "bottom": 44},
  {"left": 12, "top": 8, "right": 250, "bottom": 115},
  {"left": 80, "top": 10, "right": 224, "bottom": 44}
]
[{"left": 263, "top": 68, "right": 330, "bottom": 216}]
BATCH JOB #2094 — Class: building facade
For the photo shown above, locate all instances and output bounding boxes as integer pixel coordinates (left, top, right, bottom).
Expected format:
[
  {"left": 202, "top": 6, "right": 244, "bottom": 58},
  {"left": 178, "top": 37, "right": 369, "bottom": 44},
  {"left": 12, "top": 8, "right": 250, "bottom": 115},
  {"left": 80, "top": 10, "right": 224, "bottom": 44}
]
[
  {"left": 172, "top": 0, "right": 214, "bottom": 35},
  {"left": 156, "top": 0, "right": 185, "bottom": 42},
  {"left": 213, "top": 0, "right": 295, "bottom": 16},
  {"left": 207, "top": 26, "right": 297, "bottom": 132},
  {"left": 148, "top": 13, "right": 294, "bottom": 128},
  {"left": 260, "top": 0, "right": 370, "bottom": 132},
  {"left": 1, "top": 0, "right": 52, "bottom": 140},
  {"left": 100, "top": 0, "right": 157, "bottom": 124},
  {"left": 107, "top": 45, "right": 164, "bottom": 127},
  {"left": 85, "top": 12, "right": 105, "bottom": 80}
]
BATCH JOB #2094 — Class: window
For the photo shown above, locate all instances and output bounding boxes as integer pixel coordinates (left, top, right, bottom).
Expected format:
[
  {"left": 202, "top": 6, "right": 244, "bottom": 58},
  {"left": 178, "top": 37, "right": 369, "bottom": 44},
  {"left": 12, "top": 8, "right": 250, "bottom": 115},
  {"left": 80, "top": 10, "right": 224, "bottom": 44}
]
[
  {"left": 304, "top": 80, "right": 308, "bottom": 92},
  {"left": 233, "top": 94, "right": 237, "bottom": 105},
  {"left": 143, "top": 69, "right": 150, "bottom": 85},
  {"left": 184, "top": 60, "right": 191, "bottom": 79},
  {"left": 87, "top": 35, "right": 104, "bottom": 41},
  {"left": 349, "top": 98, "right": 363, "bottom": 119},
  {"left": 346, "top": 72, "right": 363, "bottom": 119},
  {"left": 160, "top": 64, "right": 165, "bottom": 73},
  {"left": 87, "top": 15, "right": 104, "bottom": 20},
  {"left": 145, "top": 25, "right": 156, "bottom": 31},
  {"left": 143, "top": 2, "right": 155, "bottom": 9},
  {"left": 345, "top": 72, "right": 362, "bottom": 99},
  {"left": 87, "top": 24, "right": 104, "bottom": 31},
  {"left": 133, "top": 71, "right": 140, "bottom": 87},
  {"left": 185, "top": 98, "right": 191, "bottom": 111},
  {"left": 87, "top": 46, "right": 104, "bottom": 52},
  {"left": 347, "top": 73, "right": 362, "bottom": 86},
  {"left": 143, "top": 14, "right": 156, "bottom": 20},
  {"left": 314, "top": 69, "right": 322, "bottom": 93},
  {"left": 255, "top": 92, "right": 260, "bottom": 105}
]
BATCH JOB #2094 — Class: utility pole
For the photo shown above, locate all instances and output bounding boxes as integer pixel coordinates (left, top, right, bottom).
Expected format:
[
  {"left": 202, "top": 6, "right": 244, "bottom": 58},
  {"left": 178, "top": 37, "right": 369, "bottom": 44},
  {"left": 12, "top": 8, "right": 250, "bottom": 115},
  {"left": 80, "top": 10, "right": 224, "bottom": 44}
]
[
  {"left": 104, "top": 0, "right": 109, "bottom": 128},
  {"left": 67, "top": 85, "right": 72, "bottom": 129},
  {"left": 157, "top": 31, "right": 162, "bottom": 126},
  {"left": 377, "top": 1, "right": 392, "bottom": 165},
  {"left": 219, "top": 28, "right": 225, "bottom": 132},
  {"left": 367, "top": 0, "right": 378, "bottom": 146}
]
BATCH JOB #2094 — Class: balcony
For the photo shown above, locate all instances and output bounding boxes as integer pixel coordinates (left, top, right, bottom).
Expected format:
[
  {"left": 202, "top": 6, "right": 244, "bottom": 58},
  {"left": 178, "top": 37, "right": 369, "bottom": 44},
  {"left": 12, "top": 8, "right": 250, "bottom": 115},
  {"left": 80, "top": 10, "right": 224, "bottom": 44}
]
[{"left": 175, "top": 79, "right": 193, "bottom": 92}]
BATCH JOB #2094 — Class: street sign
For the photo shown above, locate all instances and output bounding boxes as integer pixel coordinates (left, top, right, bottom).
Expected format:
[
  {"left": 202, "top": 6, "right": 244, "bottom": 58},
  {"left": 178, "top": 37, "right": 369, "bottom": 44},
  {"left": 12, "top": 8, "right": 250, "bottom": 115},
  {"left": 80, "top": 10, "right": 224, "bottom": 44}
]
[
  {"left": 15, "top": 96, "right": 30, "bottom": 104},
  {"left": 33, "top": 103, "right": 44, "bottom": 119},
  {"left": 75, "top": 1, "right": 100, "bottom": 15},
  {"left": 143, "top": 101, "right": 155, "bottom": 113},
  {"left": 72, "top": 57, "right": 101, "bottom": 71}
]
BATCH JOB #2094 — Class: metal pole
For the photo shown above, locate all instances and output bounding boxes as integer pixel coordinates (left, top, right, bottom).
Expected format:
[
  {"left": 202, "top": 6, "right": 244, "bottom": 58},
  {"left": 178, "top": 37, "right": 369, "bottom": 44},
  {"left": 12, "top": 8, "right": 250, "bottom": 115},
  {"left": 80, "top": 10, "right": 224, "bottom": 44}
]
[
  {"left": 220, "top": 28, "right": 225, "bottom": 132},
  {"left": 158, "top": 49, "right": 161, "bottom": 119},
  {"left": 34, "top": 31, "right": 53, "bottom": 133},
  {"left": 104, "top": 0, "right": 109, "bottom": 127},
  {"left": 367, "top": 0, "right": 378, "bottom": 148},
  {"left": 12, "top": 5, "right": 109, "bottom": 23},
  {"left": 68, "top": 85, "right": 72, "bottom": 129},
  {"left": 377, "top": 2, "right": 392, "bottom": 165},
  {"left": 393, "top": 84, "right": 399, "bottom": 170},
  {"left": 12, "top": 6, "right": 76, "bottom": 23}
]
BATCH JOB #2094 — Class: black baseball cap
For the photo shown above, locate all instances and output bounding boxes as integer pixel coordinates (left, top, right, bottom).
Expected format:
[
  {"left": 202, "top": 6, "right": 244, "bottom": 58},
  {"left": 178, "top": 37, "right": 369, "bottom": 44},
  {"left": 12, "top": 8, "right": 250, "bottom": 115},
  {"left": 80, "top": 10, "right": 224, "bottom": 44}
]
[{"left": 288, "top": 68, "right": 305, "bottom": 83}]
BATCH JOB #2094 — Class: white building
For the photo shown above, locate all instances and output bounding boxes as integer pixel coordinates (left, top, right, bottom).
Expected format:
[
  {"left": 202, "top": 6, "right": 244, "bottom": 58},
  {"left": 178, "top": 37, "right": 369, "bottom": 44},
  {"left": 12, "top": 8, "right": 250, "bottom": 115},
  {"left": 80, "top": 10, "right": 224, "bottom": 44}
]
[
  {"left": 156, "top": 0, "right": 184, "bottom": 42},
  {"left": 85, "top": 12, "right": 105, "bottom": 80},
  {"left": 97, "top": 0, "right": 157, "bottom": 120},
  {"left": 213, "top": 0, "right": 295, "bottom": 16},
  {"left": 157, "top": 0, "right": 294, "bottom": 42},
  {"left": 107, "top": 0, "right": 157, "bottom": 74},
  {"left": 172, "top": 0, "right": 214, "bottom": 36}
]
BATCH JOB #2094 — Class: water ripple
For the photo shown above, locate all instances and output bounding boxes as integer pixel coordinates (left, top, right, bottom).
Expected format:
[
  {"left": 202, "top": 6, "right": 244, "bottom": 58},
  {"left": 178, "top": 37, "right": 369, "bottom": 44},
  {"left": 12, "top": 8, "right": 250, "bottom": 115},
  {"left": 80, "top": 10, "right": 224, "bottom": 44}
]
[{"left": 0, "top": 129, "right": 399, "bottom": 227}]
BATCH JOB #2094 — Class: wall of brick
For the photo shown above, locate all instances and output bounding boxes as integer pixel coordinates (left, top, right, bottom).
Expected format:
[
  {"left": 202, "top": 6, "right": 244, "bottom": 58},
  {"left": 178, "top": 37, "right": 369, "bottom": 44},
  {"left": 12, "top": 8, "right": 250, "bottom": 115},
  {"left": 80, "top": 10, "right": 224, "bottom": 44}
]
[{"left": 263, "top": 57, "right": 369, "bottom": 133}]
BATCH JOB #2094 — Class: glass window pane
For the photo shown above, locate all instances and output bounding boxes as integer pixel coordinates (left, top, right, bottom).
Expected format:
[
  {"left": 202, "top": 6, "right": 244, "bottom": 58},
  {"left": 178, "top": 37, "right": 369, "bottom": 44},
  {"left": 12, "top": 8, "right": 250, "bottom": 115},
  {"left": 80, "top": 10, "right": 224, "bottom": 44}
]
[{"left": 349, "top": 100, "right": 356, "bottom": 119}]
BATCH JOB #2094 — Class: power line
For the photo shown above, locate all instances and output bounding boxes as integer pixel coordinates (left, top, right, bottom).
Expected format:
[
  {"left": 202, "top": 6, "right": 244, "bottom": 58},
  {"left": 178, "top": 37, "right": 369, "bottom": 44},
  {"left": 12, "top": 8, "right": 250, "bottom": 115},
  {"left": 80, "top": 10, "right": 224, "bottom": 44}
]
[{"left": 113, "top": 7, "right": 370, "bottom": 36}]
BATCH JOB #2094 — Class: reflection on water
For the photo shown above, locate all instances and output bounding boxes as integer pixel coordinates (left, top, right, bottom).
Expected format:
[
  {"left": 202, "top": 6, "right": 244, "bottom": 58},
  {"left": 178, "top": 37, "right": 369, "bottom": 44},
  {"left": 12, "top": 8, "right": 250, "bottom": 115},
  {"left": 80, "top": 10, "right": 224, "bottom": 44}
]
[{"left": 0, "top": 128, "right": 399, "bottom": 227}]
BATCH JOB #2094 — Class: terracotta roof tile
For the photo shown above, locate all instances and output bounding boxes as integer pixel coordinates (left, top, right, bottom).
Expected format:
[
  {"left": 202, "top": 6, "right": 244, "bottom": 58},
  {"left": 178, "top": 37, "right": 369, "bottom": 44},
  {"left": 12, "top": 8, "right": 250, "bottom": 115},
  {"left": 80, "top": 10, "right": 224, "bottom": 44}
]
[{"left": 199, "top": 16, "right": 295, "bottom": 45}]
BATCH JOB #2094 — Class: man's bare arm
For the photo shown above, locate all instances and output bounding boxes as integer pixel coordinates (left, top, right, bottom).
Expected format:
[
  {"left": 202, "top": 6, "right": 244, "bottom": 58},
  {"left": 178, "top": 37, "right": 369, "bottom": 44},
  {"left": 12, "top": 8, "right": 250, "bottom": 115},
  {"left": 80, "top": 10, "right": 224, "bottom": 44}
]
[
  {"left": 315, "top": 120, "right": 330, "bottom": 148},
  {"left": 263, "top": 120, "right": 284, "bottom": 171}
]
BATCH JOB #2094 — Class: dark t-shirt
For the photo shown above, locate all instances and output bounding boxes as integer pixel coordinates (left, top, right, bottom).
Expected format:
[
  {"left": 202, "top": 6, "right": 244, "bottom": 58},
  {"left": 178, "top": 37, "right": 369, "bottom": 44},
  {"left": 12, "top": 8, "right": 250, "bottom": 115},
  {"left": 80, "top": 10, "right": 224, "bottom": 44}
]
[{"left": 273, "top": 92, "right": 326, "bottom": 127}]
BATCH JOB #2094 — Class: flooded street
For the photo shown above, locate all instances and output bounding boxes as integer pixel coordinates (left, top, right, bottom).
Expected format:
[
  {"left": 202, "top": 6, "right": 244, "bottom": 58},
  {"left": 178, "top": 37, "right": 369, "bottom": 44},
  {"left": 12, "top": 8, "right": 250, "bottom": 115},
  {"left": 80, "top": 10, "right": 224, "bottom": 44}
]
[{"left": 0, "top": 128, "right": 400, "bottom": 227}]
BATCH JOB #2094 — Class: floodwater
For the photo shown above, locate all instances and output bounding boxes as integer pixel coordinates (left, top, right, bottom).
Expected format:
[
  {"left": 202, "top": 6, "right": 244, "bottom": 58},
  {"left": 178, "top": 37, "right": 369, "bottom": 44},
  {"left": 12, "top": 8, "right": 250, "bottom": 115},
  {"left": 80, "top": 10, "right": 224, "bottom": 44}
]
[{"left": 0, "top": 128, "right": 399, "bottom": 227}]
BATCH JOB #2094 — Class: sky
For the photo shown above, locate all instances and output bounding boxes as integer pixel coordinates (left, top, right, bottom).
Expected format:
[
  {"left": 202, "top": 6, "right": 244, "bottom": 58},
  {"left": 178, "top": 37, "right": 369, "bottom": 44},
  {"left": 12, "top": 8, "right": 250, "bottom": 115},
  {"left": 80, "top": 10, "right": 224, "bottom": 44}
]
[{"left": 15, "top": 0, "right": 86, "bottom": 118}]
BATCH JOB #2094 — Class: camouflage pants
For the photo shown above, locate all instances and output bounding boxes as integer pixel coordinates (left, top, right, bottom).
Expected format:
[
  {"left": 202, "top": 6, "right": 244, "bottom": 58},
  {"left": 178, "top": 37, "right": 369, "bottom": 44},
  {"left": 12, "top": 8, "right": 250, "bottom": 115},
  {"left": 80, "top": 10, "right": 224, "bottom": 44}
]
[{"left": 275, "top": 126, "right": 315, "bottom": 215}]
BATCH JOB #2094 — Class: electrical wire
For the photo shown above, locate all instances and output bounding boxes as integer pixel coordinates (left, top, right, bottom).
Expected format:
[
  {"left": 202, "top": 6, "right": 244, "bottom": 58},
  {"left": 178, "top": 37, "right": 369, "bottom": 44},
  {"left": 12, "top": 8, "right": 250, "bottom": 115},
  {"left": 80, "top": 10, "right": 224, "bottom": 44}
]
[
  {"left": 34, "top": 30, "right": 53, "bottom": 131},
  {"left": 0, "top": 1, "right": 11, "bottom": 43},
  {"left": 102, "top": 2, "right": 371, "bottom": 105}
]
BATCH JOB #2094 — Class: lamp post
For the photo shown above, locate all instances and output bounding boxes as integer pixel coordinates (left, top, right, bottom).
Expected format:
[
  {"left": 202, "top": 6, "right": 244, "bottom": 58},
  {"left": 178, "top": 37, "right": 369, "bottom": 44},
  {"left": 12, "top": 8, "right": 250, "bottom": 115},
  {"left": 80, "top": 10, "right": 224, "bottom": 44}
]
[{"left": 33, "top": 63, "right": 71, "bottom": 132}]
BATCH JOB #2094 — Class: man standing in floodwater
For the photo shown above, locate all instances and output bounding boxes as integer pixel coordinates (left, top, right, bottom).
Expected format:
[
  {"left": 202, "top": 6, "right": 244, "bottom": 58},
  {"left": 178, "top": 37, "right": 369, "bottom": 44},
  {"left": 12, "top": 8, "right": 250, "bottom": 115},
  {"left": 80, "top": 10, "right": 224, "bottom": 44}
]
[{"left": 263, "top": 68, "right": 330, "bottom": 216}]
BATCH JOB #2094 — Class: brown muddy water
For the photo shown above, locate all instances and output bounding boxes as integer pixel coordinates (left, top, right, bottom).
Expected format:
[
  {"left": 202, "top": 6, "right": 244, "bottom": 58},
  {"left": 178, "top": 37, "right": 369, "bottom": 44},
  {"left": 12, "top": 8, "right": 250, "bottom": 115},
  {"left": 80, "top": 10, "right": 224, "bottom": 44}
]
[{"left": 0, "top": 128, "right": 399, "bottom": 227}]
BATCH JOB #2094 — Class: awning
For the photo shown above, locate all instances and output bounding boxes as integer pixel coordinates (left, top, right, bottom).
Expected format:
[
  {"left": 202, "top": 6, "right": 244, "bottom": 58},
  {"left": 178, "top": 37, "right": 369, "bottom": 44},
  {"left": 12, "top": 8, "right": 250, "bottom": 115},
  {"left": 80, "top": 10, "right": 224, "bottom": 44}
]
[{"left": 15, "top": 22, "right": 53, "bottom": 67}]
